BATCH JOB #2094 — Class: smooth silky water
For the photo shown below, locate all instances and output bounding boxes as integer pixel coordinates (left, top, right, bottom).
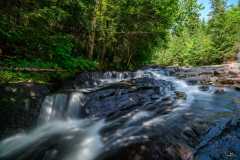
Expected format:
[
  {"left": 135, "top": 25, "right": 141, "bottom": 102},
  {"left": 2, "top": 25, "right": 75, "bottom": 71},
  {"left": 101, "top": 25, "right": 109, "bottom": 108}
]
[{"left": 0, "top": 68, "right": 240, "bottom": 160}]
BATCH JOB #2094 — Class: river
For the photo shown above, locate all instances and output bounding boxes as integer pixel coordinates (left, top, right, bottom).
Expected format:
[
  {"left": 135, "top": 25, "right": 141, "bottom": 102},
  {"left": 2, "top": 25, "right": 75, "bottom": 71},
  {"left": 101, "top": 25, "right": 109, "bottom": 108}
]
[{"left": 0, "top": 67, "right": 240, "bottom": 160}]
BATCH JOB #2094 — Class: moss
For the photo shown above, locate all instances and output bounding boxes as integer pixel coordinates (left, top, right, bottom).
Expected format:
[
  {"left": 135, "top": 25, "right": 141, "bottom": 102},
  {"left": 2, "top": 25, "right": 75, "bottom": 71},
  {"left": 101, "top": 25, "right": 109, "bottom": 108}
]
[
  {"left": 0, "top": 56, "right": 99, "bottom": 84},
  {"left": 0, "top": 71, "right": 73, "bottom": 84}
]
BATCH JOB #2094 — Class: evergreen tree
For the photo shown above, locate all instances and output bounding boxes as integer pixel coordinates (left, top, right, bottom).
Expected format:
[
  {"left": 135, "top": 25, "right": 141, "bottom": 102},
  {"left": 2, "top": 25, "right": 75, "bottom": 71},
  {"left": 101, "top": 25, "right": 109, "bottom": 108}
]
[{"left": 208, "top": 0, "right": 227, "bottom": 62}]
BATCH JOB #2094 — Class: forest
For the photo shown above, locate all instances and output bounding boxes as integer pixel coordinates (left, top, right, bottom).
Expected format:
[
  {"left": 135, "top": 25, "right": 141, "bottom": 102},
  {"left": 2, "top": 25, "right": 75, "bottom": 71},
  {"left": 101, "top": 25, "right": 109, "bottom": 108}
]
[
  {"left": 0, "top": 0, "right": 240, "bottom": 82},
  {"left": 1, "top": 1, "right": 240, "bottom": 160}
]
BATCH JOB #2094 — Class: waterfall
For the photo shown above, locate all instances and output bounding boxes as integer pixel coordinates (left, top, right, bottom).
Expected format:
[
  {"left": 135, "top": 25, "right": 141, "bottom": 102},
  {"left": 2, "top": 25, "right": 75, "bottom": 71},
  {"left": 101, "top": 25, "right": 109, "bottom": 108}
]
[
  {"left": 0, "top": 119, "right": 104, "bottom": 160},
  {"left": 1, "top": 68, "right": 240, "bottom": 160},
  {"left": 39, "top": 92, "right": 87, "bottom": 123}
]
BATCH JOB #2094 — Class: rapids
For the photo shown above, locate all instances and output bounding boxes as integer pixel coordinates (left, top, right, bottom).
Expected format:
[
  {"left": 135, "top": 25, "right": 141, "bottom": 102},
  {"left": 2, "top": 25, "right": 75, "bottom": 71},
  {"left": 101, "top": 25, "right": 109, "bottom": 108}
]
[{"left": 0, "top": 68, "right": 240, "bottom": 160}]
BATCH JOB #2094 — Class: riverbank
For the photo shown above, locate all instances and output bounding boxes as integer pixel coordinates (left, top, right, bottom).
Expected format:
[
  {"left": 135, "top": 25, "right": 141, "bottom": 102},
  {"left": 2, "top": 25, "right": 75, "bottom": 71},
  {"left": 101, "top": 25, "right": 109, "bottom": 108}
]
[
  {"left": 1, "top": 62, "right": 240, "bottom": 83},
  {"left": 168, "top": 62, "right": 240, "bottom": 88}
]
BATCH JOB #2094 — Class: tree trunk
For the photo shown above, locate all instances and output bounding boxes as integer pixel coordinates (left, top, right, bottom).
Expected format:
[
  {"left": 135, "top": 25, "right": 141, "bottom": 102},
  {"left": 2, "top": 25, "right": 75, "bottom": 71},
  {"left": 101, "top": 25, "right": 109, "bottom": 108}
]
[
  {"left": 101, "top": 40, "right": 107, "bottom": 65},
  {"left": 87, "top": 0, "right": 100, "bottom": 59}
]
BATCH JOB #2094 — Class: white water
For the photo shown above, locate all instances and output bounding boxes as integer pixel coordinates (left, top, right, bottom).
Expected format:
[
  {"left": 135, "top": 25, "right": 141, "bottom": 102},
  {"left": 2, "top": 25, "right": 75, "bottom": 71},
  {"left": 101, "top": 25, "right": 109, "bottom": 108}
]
[
  {"left": 98, "top": 69, "right": 209, "bottom": 107},
  {"left": 39, "top": 92, "right": 87, "bottom": 123},
  {"left": 0, "top": 69, "right": 212, "bottom": 160},
  {"left": 98, "top": 70, "right": 145, "bottom": 85},
  {"left": 63, "top": 120, "right": 104, "bottom": 160},
  {"left": 147, "top": 69, "right": 211, "bottom": 107},
  {"left": 0, "top": 119, "right": 104, "bottom": 160}
]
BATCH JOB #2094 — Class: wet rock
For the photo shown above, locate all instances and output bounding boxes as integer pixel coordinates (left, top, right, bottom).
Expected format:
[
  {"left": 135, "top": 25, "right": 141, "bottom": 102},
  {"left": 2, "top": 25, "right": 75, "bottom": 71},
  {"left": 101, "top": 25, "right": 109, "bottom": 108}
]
[
  {"left": 195, "top": 119, "right": 240, "bottom": 160},
  {"left": 66, "top": 71, "right": 137, "bottom": 89},
  {"left": 198, "top": 85, "right": 209, "bottom": 91},
  {"left": 184, "top": 77, "right": 204, "bottom": 85},
  {"left": 0, "top": 83, "right": 50, "bottom": 139},
  {"left": 234, "top": 84, "right": 240, "bottom": 91},
  {"left": 151, "top": 94, "right": 160, "bottom": 100},
  {"left": 214, "top": 88, "right": 225, "bottom": 94},
  {"left": 83, "top": 77, "right": 175, "bottom": 118},
  {"left": 101, "top": 142, "right": 191, "bottom": 160},
  {"left": 175, "top": 91, "right": 187, "bottom": 100}
]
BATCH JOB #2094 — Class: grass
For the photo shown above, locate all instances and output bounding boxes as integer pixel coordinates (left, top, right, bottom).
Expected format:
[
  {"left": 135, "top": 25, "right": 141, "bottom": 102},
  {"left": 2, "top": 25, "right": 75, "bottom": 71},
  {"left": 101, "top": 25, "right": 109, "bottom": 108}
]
[
  {"left": 0, "top": 71, "right": 74, "bottom": 84},
  {"left": 0, "top": 56, "right": 99, "bottom": 84}
]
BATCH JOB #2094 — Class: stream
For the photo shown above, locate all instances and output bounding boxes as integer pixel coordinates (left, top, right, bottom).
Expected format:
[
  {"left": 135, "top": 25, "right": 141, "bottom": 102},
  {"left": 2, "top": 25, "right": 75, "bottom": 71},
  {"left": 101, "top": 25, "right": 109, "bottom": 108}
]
[{"left": 0, "top": 68, "right": 240, "bottom": 160}]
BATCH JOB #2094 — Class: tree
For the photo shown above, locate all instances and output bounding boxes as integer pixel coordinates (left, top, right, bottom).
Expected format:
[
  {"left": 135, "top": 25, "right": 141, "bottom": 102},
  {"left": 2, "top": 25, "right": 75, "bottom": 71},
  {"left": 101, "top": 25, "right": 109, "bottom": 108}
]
[
  {"left": 87, "top": 0, "right": 100, "bottom": 59},
  {"left": 207, "top": 0, "right": 227, "bottom": 62},
  {"left": 173, "top": 0, "right": 202, "bottom": 35}
]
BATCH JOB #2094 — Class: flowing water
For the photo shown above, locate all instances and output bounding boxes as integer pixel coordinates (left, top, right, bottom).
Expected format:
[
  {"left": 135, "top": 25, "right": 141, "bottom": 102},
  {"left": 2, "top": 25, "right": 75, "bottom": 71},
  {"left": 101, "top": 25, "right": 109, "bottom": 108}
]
[{"left": 0, "top": 68, "right": 240, "bottom": 160}]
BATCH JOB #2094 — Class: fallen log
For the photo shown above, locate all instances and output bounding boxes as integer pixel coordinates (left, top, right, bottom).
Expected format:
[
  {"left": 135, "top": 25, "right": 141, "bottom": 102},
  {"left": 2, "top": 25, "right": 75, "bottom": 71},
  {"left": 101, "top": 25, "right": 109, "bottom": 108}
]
[{"left": 0, "top": 67, "right": 67, "bottom": 72}]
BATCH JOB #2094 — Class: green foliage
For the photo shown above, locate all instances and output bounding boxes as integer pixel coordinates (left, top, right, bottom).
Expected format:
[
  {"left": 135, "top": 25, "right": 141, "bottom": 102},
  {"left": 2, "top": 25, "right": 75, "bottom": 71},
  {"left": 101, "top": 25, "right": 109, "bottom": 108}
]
[
  {"left": 219, "top": 6, "right": 240, "bottom": 59},
  {"left": 0, "top": 70, "right": 76, "bottom": 84},
  {"left": 88, "top": 0, "right": 179, "bottom": 68},
  {"left": 0, "top": 71, "right": 51, "bottom": 84},
  {"left": 173, "top": 0, "right": 202, "bottom": 34},
  {"left": 153, "top": 27, "right": 215, "bottom": 66},
  {"left": 1, "top": 57, "right": 97, "bottom": 71},
  {"left": 207, "top": 3, "right": 240, "bottom": 62},
  {"left": 153, "top": 0, "right": 240, "bottom": 66},
  {"left": 0, "top": 0, "right": 239, "bottom": 73}
]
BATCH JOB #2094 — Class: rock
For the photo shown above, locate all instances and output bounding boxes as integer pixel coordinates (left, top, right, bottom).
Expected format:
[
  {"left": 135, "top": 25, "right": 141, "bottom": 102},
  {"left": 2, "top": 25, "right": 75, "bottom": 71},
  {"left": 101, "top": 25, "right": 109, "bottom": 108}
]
[
  {"left": 66, "top": 71, "right": 136, "bottom": 89},
  {"left": 166, "top": 63, "right": 240, "bottom": 88},
  {"left": 175, "top": 91, "right": 187, "bottom": 100},
  {"left": 234, "top": 84, "right": 240, "bottom": 91},
  {"left": 217, "top": 78, "right": 235, "bottom": 85},
  {"left": 198, "top": 85, "right": 209, "bottom": 91},
  {"left": 0, "top": 83, "right": 50, "bottom": 139},
  {"left": 100, "top": 142, "right": 191, "bottom": 160},
  {"left": 214, "top": 88, "right": 225, "bottom": 94},
  {"left": 151, "top": 94, "right": 159, "bottom": 100},
  {"left": 195, "top": 118, "right": 240, "bottom": 160},
  {"left": 83, "top": 77, "right": 175, "bottom": 118}
]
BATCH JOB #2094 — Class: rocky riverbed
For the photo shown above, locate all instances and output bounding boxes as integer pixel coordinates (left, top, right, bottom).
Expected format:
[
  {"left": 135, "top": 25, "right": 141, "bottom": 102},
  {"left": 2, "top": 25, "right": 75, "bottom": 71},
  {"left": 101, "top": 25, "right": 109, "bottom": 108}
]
[
  {"left": 168, "top": 63, "right": 240, "bottom": 88},
  {"left": 0, "top": 64, "right": 240, "bottom": 160}
]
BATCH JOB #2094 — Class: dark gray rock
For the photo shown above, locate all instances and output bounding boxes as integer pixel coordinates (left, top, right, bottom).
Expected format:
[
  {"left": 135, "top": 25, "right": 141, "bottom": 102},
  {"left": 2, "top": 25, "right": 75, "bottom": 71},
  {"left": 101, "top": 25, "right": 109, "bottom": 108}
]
[
  {"left": 214, "top": 88, "right": 225, "bottom": 94},
  {"left": 198, "top": 85, "right": 210, "bottom": 91},
  {"left": 175, "top": 91, "right": 187, "bottom": 100},
  {"left": 0, "top": 83, "right": 50, "bottom": 139},
  {"left": 81, "top": 77, "right": 175, "bottom": 119}
]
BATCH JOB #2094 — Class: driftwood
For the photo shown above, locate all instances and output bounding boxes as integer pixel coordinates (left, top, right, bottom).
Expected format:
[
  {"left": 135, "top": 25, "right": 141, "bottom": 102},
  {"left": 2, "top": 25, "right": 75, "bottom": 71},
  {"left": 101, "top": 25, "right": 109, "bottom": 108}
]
[{"left": 0, "top": 67, "right": 66, "bottom": 72}]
